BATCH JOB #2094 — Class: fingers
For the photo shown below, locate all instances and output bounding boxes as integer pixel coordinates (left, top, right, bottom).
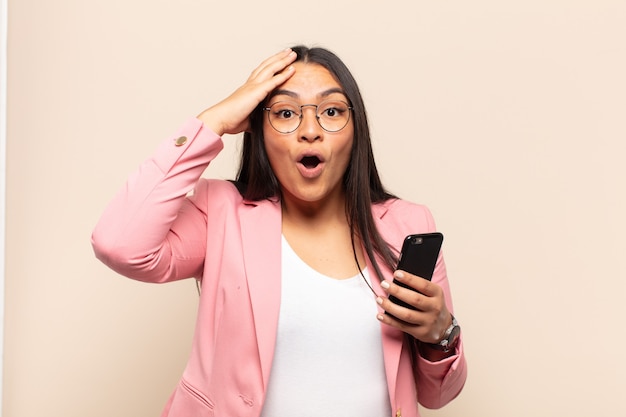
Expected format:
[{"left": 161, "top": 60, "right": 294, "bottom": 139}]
[
  {"left": 395, "top": 270, "right": 439, "bottom": 296},
  {"left": 376, "top": 286, "right": 432, "bottom": 326},
  {"left": 238, "top": 48, "right": 298, "bottom": 114},
  {"left": 376, "top": 271, "right": 447, "bottom": 342},
  {"left": 248, "top": 48, "right": 297, "bottom": 82},
  {"left": 384, "top": 271, "right": 440, "bottom": 312},
  {"left": 376, "top": 305, "right": 427, "bottom": 338},
  {"left": 197, "top": 49, "right": 297, "bottom": 136}
]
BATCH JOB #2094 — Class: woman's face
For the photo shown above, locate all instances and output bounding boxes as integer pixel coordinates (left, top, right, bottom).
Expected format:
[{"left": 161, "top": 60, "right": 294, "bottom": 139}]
[{"left": 263, "top": 62, "right": 354, "bottom": 210}]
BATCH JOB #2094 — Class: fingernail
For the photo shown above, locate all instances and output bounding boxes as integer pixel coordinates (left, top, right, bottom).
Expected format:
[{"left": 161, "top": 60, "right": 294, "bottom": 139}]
[
  {"left": 377, "top": 314, "right": 385, "bottom": 321},
  {"left": 376, "top": 297, "right": 383, "bottom": 305},
  {"left": 394, "top": 271, "right": 405, "bottom": 280},
  {"left": 380, "top": 280, "right": 390, "bottom": 289}
]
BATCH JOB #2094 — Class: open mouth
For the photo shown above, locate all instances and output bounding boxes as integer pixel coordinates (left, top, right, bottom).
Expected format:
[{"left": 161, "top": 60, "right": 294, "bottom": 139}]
[{"left": 300, "top": 155, "right": 321, "bottom": 169}]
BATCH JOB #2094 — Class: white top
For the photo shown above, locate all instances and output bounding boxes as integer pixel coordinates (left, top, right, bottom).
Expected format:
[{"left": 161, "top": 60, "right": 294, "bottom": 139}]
[{"left": 260, "top": 236, "right": 391, "bottom": 417}]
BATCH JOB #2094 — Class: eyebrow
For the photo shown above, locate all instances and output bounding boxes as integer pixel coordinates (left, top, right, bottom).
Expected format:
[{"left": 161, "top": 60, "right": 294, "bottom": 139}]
[{"left": 267, "top": 87, "right": 347, "bottom": 101}]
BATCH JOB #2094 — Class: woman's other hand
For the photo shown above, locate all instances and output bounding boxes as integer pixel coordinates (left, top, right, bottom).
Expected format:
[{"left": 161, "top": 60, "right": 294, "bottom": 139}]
[
  {"left": 376, "top": 270, "right": 453, "bottom": 347},
  {"left": 197, "top": 49, "right": 297, "bottom": 136}
]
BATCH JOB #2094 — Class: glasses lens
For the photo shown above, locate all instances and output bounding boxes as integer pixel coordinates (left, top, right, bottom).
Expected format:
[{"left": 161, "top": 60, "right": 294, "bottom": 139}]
[
  {"left": 317, "top": 100, "right": 351, "bottom": 132},
  {"left": 267, "top": 101, "right": 301, "bottom": 133}
]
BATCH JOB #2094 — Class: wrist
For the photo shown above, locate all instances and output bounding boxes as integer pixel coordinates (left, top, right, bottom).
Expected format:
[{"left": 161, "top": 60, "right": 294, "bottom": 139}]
[
  {"left": 197, "top": 108, "right": 225, "bottom": 137},
  {"left": 424, "top": 315, "right": 461, "bottom": 353}
]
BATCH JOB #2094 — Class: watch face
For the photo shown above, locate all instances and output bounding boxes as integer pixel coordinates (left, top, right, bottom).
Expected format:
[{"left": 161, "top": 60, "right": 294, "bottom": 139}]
[{"left": 447, "top": 326, "right": 461, "bottom": 349}]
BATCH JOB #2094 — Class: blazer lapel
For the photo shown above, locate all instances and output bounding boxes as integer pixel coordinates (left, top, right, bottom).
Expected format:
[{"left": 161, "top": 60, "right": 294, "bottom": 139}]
[
  {"left": 238, "top": 200, "right": 407, "bottom": 397},
  {"left": 239, "top": 198, "right": 283, "bottom": 390},
  {"left": 370, "top": 202, "right": 406, "bottom": 403}
]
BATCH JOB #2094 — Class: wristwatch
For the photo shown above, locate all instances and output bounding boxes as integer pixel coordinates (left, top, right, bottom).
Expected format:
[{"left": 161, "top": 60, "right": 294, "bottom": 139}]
[{"left": 427, "top": 315, "right": 461, "bottom": 353}]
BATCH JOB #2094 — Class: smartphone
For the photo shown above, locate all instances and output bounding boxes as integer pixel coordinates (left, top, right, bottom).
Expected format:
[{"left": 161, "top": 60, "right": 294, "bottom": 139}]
[{"left": 388, "top": 232, "right": 443, "bottom": 310}]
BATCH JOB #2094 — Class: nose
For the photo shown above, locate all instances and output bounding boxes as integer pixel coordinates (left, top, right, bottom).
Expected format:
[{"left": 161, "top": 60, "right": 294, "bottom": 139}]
[{"left": 298, "top": 105, "right": 322, "bottom": 142}]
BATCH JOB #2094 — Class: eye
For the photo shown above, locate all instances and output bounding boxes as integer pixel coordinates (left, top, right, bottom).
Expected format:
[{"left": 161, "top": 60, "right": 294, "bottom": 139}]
[
  {"left": 270, "top": 102, "right": 300, "bottom": 120},
  {"left": 325, "top": 107, "right": 338, "bottom": 117},
  {"left": 320, "top": 101, "right": 348, "bottom": 118},
  {"left": 276, "top": 109, "right": 294, "bottom": 119}
]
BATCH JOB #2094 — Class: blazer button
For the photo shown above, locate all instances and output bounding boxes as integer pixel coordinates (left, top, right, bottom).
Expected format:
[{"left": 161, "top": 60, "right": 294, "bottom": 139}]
[
  {"left": 395, "top": 409, "right": 402, "bottom": 417},
  {"left": 174, "top": 136, "right": 188, "bottom": 146}
]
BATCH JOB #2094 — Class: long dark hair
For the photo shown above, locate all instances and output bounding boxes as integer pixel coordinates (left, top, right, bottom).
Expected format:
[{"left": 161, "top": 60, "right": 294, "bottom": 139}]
[{"left": 235, "top": 45, "right": 398, "bottom": 282}]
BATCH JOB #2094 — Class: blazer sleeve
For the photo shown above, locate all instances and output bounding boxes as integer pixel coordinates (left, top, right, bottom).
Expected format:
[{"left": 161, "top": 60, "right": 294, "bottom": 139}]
[
  {"left": 413, "top": 206, "right": 468, "bottom": 409},
  {"left": 91, "top": 118, "right": 224, "bottom": 283}
]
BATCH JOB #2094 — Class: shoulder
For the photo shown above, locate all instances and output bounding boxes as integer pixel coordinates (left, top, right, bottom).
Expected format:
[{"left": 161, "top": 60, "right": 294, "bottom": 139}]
[
  {"left": 375, "top": 198, "right": 436, "bottom": 223},
  {"left": 191, "top": 179, "right": 279, "bottom": 211},
  {"left": 193, "top": 178, "right": 243, "bottom": 200},
  {"left": 373, "top": 198, "right": 438, "bottom": 243}
]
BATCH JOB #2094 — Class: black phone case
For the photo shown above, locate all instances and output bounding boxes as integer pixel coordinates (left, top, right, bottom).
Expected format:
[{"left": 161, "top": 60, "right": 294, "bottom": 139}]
[{"left": 388, "top": 232, "right": 443, "bottom": 310}]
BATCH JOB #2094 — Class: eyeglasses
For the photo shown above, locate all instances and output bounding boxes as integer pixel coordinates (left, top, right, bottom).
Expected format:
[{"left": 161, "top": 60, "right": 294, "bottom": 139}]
[{"left": 262, "top": 100, "right": 353, "bottom": 134}]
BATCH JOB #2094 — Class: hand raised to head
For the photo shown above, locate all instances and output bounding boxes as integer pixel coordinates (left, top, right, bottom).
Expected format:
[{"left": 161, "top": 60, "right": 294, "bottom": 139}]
[{"left": 197, "top": 49, "right": 298, "bottom": 136}]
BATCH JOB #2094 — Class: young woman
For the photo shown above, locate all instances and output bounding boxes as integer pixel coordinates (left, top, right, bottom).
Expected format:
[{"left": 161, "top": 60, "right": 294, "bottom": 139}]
[{"left": 92, "top": 45, "right": 467, "bottom": 417}]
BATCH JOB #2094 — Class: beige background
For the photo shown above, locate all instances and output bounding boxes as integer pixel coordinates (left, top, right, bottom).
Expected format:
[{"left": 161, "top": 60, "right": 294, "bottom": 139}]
[{"left": 5, "top": 1, "right": 626, "bottom": 416}]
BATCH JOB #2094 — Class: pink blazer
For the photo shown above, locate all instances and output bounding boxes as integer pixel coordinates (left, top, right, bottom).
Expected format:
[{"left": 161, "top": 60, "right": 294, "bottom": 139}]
[{"left": 92, "top": 118, "right": 467, "bottom": 417}]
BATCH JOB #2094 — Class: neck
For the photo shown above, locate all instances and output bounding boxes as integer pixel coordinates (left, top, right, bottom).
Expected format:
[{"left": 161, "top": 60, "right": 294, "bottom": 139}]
[
  {"left": 280, "top": 190, "right": 367, "bottom": 279},
  {"left": 280, "top": 192, "right": 347, "bottom": 228}
]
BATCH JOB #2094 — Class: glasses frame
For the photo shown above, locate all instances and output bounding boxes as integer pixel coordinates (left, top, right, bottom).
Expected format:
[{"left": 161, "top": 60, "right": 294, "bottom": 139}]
[{"left": 262, "top": 100, "right": 353, "bottom": 134}]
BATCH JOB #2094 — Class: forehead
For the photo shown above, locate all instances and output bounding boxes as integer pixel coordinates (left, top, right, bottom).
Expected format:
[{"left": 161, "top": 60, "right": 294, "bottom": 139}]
[{"left": 270, "top": 62, "right": 345, "bottom": 101}]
